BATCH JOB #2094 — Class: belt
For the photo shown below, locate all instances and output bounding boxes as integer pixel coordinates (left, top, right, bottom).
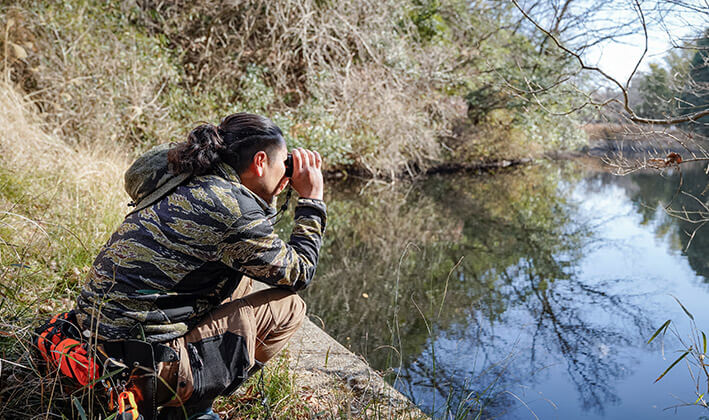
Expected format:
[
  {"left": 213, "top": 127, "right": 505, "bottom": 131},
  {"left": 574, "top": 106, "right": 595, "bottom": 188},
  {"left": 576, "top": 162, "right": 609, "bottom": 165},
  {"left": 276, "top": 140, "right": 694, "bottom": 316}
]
[{"left": 101, "top": 340, "right": 179, "bottom": 367}]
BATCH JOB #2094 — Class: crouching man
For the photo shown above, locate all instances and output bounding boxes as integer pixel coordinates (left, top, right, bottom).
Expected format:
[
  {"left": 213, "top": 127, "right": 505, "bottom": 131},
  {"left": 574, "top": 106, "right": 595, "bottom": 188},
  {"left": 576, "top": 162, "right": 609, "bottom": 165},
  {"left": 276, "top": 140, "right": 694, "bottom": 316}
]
[{"left": 75, "top": 113, "right": 326, "bottom": 419}]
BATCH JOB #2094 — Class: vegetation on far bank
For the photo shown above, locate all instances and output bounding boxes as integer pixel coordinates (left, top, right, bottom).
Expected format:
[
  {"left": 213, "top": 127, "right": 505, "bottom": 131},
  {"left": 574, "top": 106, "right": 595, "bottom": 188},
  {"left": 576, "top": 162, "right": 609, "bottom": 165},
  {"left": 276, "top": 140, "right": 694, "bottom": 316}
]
[{"left": 1, "top": 0, "right": 588, "bottom": 178}]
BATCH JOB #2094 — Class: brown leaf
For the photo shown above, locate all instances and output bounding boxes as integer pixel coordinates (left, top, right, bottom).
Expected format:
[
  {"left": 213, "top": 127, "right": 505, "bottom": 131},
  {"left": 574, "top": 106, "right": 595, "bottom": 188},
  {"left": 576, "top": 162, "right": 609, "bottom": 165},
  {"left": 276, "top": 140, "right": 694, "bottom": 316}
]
[{"left": 666, "top": 152, "right": 682, "bottom": 165}]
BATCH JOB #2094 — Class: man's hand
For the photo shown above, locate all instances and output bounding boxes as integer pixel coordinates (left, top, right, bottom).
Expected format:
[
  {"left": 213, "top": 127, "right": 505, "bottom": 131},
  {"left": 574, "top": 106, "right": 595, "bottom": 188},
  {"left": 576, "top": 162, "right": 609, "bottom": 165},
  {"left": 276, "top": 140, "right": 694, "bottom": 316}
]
[{"left": 290, "top": 148, "right": 323, "bottom": 201}]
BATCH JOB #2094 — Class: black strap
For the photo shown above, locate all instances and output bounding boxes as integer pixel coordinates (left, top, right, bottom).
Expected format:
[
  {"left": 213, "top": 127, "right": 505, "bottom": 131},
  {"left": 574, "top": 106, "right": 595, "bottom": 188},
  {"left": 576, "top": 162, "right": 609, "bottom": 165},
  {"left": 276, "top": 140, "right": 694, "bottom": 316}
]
[
  {"left": 102, "top": 340, "right": 179, "bottom": 364},
  {"left": 154, "top": 343, "right": 180, "bottom": 363}
]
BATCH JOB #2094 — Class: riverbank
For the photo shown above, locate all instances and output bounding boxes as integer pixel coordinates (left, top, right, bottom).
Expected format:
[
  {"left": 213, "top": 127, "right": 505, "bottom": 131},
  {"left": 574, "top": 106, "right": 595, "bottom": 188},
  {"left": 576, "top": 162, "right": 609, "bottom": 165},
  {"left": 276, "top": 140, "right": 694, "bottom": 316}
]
[
  {"left": 283, "top": 312, "right": 426, "bottom": 418},
  {"left": 323, "top": 129, "right": 706, "bottom": 182},
  {"left": 229, "top": 284, "right": 427, "bottom": 419}
]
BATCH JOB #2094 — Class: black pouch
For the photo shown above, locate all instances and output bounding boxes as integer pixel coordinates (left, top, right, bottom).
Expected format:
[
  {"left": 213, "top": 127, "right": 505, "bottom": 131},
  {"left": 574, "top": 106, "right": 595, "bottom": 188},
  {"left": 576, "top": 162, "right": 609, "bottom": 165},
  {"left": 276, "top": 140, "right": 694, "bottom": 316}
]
[
  {"left": 187, "top": 331, "right": 250, "bottom": 404},
  {"left": 102, "top": 340, "right": 179, "bottom": 420}
]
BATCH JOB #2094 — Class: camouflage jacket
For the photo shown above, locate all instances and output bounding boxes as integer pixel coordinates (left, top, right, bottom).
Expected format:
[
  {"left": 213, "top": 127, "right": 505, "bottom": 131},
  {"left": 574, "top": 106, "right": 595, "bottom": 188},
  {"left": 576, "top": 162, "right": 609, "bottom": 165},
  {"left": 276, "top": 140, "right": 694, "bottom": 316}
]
[{"left": 76, "top": 163, "right": 326, "bottom": 343}]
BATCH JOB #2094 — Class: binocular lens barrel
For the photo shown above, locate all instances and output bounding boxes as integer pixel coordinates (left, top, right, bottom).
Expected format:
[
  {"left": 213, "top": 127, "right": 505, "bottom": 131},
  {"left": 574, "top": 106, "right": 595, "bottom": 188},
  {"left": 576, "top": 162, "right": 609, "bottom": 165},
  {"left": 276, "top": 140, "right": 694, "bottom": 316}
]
[{"left": 284, "top": 153, "right": 293, "bottom": 177}]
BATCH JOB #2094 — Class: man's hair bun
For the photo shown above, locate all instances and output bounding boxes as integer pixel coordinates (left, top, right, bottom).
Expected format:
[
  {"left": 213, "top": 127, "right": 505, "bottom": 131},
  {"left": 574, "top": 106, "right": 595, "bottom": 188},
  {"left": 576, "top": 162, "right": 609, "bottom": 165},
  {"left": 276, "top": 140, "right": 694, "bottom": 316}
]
[{"left": 168, "top": 123, "right": 225, "bottom": 175}]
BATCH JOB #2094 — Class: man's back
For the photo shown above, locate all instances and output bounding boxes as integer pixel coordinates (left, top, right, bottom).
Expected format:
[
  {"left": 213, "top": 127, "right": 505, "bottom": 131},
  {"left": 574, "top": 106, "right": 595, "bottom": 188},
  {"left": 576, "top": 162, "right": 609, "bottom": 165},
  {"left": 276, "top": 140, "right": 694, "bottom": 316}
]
[{"left": 76, "top": 162, "right": 325, "bottom": 343}]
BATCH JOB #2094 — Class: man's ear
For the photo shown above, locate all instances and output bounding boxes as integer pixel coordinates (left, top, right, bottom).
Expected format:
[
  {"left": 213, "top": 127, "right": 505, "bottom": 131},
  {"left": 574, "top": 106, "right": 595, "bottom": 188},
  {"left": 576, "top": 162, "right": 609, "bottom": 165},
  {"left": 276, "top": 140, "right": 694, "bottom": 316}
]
[{"left": 251, "top": 151, "right": 268, "bottom": 177}]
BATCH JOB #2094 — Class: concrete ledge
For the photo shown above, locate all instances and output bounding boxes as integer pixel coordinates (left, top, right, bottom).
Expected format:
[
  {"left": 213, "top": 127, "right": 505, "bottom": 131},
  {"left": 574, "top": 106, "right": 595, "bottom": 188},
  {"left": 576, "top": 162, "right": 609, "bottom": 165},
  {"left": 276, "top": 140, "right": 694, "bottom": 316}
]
[
  {"left": 254, "top": 282, "right": 425, "bottom": 418},
  {"left": 286, "top": 315, "right": 427, "bottom": 419}
]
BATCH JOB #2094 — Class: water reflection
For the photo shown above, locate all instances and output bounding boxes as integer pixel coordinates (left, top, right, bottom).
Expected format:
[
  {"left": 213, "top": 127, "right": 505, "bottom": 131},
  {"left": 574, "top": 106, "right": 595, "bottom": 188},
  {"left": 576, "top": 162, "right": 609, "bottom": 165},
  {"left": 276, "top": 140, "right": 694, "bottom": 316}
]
[
  {"left": 586, "top": 164, "right": 709, "bottom": 281},
  {"left": 288, "top": 161, "right": 709, "bottom": 419}
]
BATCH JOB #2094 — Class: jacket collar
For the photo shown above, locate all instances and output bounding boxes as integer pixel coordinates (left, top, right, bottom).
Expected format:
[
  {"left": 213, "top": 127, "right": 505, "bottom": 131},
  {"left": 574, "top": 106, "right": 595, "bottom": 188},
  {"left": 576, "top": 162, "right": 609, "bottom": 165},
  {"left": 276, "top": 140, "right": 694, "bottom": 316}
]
[{"left": 215, "top": 162, "right": 277, "bottom": 217}]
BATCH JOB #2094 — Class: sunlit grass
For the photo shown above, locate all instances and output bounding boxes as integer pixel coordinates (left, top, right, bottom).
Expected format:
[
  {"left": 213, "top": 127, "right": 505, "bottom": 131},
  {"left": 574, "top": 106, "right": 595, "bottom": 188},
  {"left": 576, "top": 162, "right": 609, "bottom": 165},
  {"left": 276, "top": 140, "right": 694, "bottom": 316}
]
[
  {"left": 0, "top": 78, "right": 128, "bottom": 314},
  {"left": 0, "top": 79, "right": 128, "bottom": 418},
  {"left": 215, "top": 353, "right": 312, "bottom": 419}
]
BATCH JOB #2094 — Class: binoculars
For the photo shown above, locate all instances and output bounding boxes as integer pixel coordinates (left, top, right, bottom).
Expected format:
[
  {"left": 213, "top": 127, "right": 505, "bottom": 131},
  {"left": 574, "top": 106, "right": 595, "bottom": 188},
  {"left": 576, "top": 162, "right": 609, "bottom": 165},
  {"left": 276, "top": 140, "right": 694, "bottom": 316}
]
[{"left": 284, "top": 153, "right": 293, "bottom": 178}]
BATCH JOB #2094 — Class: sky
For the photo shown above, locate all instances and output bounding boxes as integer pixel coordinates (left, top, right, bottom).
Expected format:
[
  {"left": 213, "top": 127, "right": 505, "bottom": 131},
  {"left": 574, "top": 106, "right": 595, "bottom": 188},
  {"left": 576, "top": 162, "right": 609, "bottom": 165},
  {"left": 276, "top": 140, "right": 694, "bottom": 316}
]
[
  {"left": 552, "top": 0, "right": 708, "bottom": 85},
  {"left": 586, "top": 32, "right": 679, "bottom": 83},
  {"left": 585, "top": 23, "right": 700, "bottom": 84}
]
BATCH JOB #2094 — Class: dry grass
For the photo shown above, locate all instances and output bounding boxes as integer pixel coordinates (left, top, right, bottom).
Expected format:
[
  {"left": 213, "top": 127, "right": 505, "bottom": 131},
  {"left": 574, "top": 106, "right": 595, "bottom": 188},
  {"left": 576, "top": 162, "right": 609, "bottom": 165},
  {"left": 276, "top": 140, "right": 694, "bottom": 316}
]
[
  {"left": 215, "top": 350, "right": 427, "bottom": 419},
  {"left": 0, "top": 75, "right": 128, "bottom": 338},
  {"left": 0, "top": 74, "right": 132, "bottom": 417},
  {"left": 1, "top": 0, "right": 474, "bottom": 178},
  {"left": 0, "top": 78, "right": 128, "bottom": 192},
  {"left": 1, "top": 2, "right": 181, "bottom": 147},
  {"left": 131, "top": 0, "right": 469, "bottom": 176}
]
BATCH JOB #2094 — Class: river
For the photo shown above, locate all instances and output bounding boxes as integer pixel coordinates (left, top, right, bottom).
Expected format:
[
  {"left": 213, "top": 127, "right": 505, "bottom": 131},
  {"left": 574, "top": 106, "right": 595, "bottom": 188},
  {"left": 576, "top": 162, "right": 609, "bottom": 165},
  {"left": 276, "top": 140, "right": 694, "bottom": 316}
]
[{"left": 282, "top": 159, "right": 709, "bottom": 419}]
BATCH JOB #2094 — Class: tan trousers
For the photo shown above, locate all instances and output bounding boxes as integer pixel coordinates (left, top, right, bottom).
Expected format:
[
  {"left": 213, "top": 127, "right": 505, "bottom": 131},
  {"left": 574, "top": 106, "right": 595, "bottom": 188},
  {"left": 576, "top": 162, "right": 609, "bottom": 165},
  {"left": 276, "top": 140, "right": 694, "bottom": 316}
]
[{"left": 155, "top": 279, "right": 306, "bottom": 407}]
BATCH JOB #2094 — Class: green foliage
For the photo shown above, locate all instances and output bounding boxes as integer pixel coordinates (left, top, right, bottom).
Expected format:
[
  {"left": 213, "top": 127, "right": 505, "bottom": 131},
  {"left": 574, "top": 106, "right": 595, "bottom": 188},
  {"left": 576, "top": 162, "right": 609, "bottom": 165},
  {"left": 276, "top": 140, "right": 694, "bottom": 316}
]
[
  {"left": 457, "top": 20, "right": 586, "bottom": 161},
  {"left": 2, "top": 0, "right": 588, "bottom": 178},
  {"left": 680, "top": 28, "right": 709, "bottom": 135},
  {"left": 635, "top": 63, "right": 676, "bottom": 119},
  {"left": 631, "top": 28, "right": 708, "bottom": 132},
  {"left": 407, "top": 0, "right": 449, "bottom": 43}
]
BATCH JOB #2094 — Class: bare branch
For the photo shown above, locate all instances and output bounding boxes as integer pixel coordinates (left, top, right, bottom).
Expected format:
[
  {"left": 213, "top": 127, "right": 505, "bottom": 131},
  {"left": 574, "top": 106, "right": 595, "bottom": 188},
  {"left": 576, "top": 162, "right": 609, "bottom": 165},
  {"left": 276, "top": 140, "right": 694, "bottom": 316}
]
[
  {"left": 625, "top": 0, "right": 648, "bottom": 90},
  {"left": 511, "top": 0, "right": 709, "bottom": 125}
]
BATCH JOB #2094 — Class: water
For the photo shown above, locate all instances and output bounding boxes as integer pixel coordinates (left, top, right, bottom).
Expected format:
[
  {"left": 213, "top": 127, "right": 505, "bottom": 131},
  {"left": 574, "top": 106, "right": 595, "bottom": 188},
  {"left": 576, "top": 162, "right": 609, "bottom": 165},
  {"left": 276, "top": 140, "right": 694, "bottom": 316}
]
[{"left": 295, "top": 160, "right": 709, "bottom": 419}]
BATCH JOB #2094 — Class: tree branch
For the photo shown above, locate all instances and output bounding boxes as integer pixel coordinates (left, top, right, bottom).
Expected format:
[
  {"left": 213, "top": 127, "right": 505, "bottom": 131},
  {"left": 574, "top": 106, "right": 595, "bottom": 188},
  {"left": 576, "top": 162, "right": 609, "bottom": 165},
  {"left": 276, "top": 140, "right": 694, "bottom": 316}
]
[{"left": 511, "top": 0, "right": 709, "bottom": 125}]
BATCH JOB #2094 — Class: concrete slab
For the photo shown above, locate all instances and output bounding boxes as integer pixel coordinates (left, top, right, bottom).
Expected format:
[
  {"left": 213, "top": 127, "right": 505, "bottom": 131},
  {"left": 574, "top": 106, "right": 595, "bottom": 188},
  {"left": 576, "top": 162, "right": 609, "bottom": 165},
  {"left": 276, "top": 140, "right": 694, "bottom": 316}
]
[{"left": 254, "top": 284, "right": 426, "bottom": 418}]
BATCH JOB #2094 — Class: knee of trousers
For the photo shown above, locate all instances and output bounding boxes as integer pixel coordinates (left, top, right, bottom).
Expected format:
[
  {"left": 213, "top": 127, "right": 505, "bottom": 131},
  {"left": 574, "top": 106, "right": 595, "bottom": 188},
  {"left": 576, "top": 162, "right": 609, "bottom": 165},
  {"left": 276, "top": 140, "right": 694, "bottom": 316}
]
[{"left": 281, "top": 292, "right": 306, "bottom": 329}]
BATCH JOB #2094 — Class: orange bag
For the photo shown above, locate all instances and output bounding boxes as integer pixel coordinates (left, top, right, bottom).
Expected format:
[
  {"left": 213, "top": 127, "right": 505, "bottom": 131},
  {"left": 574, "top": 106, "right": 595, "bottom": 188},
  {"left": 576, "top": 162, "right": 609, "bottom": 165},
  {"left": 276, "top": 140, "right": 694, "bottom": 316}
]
[{"left": 34, "top": 310, "right": 101, "bottom": 387}]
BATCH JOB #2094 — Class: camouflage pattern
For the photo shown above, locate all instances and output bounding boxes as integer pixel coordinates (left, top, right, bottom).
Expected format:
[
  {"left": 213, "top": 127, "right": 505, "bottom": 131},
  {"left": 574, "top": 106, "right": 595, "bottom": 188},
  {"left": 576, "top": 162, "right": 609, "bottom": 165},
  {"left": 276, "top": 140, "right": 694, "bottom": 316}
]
[
  {"left": 76, "top": 162, "right": 326, "bottom": 343},
  {"left": 124, "top": 144, "right": 176, "bottom": 204},
  {"left": 123, "top": 144, "right": 191, "bottom": 214}
]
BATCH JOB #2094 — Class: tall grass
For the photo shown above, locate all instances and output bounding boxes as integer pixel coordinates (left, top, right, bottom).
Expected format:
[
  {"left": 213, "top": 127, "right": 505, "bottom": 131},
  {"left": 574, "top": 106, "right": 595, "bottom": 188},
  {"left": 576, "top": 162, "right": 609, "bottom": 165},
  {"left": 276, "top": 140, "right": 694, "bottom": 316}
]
[
  {"left": 648, "top": 298, "right": 709, "bottom": 411},
  {"left": 0, "top": 77, "right": 128, "bottom": 316},
  {"left": 0, "top": 78, "right": 128, "bottom": 418}
]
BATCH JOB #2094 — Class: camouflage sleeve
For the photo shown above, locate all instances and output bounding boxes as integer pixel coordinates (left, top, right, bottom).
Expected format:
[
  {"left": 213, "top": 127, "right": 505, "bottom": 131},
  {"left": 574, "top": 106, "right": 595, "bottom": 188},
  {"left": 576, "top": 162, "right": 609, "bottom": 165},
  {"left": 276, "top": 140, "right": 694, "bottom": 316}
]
[{"left": 218, "top": 198, "right": 327, "bottom": 290}]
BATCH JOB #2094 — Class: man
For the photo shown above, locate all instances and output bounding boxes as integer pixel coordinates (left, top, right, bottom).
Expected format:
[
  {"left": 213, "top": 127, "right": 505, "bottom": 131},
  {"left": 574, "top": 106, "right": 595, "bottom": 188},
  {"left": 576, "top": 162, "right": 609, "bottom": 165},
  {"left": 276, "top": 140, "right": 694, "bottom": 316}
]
[{"left": 75, "top": 113, "right": 326, "bottom": 419}]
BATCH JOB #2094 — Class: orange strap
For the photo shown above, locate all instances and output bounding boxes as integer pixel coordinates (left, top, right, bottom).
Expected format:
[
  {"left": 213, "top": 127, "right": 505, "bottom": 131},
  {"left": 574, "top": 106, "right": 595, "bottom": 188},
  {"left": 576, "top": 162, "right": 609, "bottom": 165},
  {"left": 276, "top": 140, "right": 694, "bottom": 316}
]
[
  {"left": 36, "top": 312, "right": 71, "bottom": 365},
  {"left": 36, "top": 311, "right": 100, "bottom": 387},
  {"left": 117, "top": 391, "right": 141, "bottom": 420}
]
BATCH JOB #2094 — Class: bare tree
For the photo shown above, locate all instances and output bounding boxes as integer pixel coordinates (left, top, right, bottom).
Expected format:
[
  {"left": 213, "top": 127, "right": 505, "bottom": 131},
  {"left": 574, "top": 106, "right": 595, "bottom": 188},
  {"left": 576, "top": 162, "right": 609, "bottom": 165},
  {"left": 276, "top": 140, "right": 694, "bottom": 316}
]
[
  {"left": 510, "top": 0, "right": 709, "bottom": 234},
  {"left": 511, "top": 0, "right": 709, "bottom": 125}
]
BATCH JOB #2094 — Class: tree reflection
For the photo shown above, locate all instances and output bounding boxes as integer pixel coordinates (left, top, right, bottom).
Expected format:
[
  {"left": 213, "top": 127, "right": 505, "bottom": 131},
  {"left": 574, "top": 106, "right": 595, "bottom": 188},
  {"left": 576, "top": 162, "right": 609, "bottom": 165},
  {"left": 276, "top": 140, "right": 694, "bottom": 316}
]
[
  {"left": 586, "top": 163, "right": 709, "bottom": 280},
  {"left": 299, "top": 163, "right": 657, "bottom": 418}
]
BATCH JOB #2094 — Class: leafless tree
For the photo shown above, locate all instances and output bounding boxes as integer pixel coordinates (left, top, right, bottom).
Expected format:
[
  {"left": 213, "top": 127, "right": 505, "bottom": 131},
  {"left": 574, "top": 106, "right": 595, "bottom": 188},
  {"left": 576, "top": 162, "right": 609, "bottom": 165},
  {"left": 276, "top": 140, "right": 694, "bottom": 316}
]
[{"left": 511, "top": 0, "right": 709, "bottom": 233}]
